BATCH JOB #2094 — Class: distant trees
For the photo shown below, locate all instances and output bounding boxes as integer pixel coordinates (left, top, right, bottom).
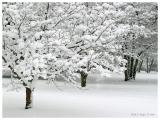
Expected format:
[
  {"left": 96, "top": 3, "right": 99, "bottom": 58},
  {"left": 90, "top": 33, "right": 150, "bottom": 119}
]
[{"left": 114, "top": 2, "right": 158, "bottom": 81}]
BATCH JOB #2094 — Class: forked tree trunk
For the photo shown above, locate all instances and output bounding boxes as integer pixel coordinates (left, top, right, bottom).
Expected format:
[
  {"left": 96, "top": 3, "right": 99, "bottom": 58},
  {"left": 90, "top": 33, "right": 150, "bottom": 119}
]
[
  {"left": 124, "top": 55, "right": 138, "bottom": 81},
  {"left": 80, "top": 71, "right": 88, "bottom": 87},
  {"left": 25, "top": 88, "right": 32, "bottom": 109},
  {"left": 133, "top": 58, "right": 139, "bottom": 80}
]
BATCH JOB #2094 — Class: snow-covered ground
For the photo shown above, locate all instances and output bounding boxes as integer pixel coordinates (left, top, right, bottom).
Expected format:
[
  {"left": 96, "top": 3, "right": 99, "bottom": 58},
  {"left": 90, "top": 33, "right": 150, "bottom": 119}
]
[{"left": 2, "top": 72, "right": 158, "bottom": 118}]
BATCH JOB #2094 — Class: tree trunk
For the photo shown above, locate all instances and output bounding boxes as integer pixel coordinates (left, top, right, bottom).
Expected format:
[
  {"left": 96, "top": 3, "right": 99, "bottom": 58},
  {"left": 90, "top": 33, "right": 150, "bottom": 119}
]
[
  {"left": 124, "top": 55, "right": 129, "bottom": 81},
  {"left": 25, "top": 88, "right": 32, "bottom": 109},
  {"left": 149, "top": 59, "right": 154, "bottom": 73},
  {"left": 80, "top": 71, "right": 88, "bottom": 87},
  {"left": 133, "top": 58, "right": 139, "bottom": 80},
  {"left": 129, "top": 56, "right": 134, "bottom": 79},
  {"left": 124, "top": 69, "right": 129, "bottom": 81},
  {"left": 127, "top": 55, "right": 131, "bottom": 80},
  {"left": 137, "top": 60, "right": 143, "bottom": 72}
]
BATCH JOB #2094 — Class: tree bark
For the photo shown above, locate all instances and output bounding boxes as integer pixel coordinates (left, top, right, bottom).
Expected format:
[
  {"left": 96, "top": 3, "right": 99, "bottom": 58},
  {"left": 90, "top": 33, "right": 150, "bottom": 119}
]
[
  {"left": 133, "top": 58, "right": 139, "bottom": 80},
  {"left": 127, "top": 55, "right": 132, "bottom": 80},
  {"left": 124, "top": 55, "right": 129, "bottom": 81},
  {"left": 80, "top": 71, "right": 88, "bottom": 87},
  {"left": 124, "top": 69, "right": 129, "bottom": 81},
  {"left": 149, "top": 59, "right": 154, "bottom": 73},
  {"left": 129, "top": 56, "right": 134, "bottom": 79},
  {"left": 25, "top": 88, "right": 32, "bottom": 109}
]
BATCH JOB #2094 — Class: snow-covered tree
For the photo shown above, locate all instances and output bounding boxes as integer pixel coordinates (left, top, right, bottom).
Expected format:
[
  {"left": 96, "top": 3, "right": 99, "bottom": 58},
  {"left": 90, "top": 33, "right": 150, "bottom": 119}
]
[
  {"left": 2, "top": 3, "right": 47, "bottom": 109},
  {"left": 112, "top": 2, "right": 158, "bottom": 81},
  {"left": 61, "top": 3, "right": 127, "bottom": 87}
]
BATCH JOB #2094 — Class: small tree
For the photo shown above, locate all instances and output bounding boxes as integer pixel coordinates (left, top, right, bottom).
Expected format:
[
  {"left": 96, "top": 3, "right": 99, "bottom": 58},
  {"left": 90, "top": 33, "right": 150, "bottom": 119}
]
[{"left": 2, "top": 2, "right": 47, "bottom": 109}]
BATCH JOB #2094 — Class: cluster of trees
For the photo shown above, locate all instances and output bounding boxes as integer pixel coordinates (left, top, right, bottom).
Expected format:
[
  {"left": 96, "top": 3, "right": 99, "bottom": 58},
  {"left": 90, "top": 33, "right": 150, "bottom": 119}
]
[{"left": 2, "top": 2, "right": 157, "bottom": 109}]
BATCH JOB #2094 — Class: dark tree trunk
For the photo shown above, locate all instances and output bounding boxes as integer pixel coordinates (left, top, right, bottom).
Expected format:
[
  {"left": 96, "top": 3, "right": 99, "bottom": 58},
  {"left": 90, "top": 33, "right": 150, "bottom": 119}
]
[
  {"left": 133, "top": 58, "right": 139, "bottom": 80},
  {"left": 124, "top": 69, "right": 129, "bottom": 81},
  {"left": 124, "top": 55, "right": 129, "bottom": 81},
  {"left": 127, "top": 55, "right": 131, "bottom": 80},
  {"left": 25, "top": 88, "right": 32, "bottom": 109},
  {"left": 80, "top": 71, "right": 88, "bottom": 87},
  {"left": 129, "top": 57, "right": 134, "bottom": 79},
  {"left": 137, "top": 60, "right": 143, "bottom": 72},
  {"left": 124, "top": 55, "right": 137, "bottom": 81},
  {"left": 149, "top": 59, "right": 154, "bottom": 73}
]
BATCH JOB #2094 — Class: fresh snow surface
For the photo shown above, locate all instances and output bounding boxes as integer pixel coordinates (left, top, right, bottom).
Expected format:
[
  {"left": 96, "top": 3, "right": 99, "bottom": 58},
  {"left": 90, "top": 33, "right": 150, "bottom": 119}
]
[{"left": 3, "top": 72, "right": 158, "bottom": 118}]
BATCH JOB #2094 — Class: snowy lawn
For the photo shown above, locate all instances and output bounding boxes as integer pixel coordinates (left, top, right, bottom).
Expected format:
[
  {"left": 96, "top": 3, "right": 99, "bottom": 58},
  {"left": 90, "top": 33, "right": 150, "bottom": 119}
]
[{"left": 3, "top": 72, "right": 158, "bottom": 118}]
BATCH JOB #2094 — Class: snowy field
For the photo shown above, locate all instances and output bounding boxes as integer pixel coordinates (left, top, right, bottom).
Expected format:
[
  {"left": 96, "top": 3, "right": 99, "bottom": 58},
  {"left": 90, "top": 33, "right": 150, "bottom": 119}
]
[{"left": 2, "top": 72, "right": 158, "bottom": 118}]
